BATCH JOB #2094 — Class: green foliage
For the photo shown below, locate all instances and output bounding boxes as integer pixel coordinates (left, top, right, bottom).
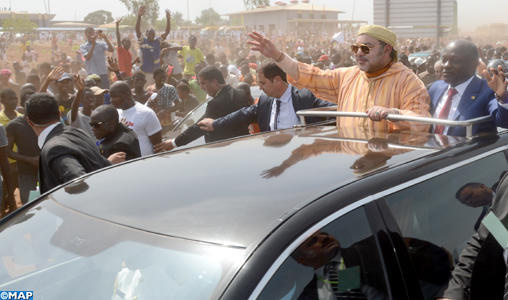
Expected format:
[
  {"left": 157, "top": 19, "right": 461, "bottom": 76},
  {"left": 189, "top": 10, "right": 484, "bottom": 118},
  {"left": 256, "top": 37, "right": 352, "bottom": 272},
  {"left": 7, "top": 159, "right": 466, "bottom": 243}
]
[
  {"left": 243, "top": 0, "right": 270, "bottom": 9},
  {"left": 171, "top": 12, "right": 185, "bottom": 27},
  {"left": 195, "top": 8, "right": 223, "bottom": 26},
  {"left": 120, "top": 14, "right": 137, "bottom": 26},
  {"left": 118, "top": 0, "right": 159, "bottom": 25},
  {"left": 84, "top": 10, "right": 114, "bottom": 25},
  {"left": 2, "top": 15, "right": 37, "bottom": 33}
]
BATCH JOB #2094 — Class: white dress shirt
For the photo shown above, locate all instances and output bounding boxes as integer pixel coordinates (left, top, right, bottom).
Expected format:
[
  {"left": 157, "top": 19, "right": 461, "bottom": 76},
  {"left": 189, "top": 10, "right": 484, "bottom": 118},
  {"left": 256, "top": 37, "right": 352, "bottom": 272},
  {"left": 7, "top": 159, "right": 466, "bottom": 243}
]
[
  {"left": 37, "top": 122, "right": 60, "bottom": 149},
  {"left": 269, "top": 85, "right": 300, "bottom": 131}
]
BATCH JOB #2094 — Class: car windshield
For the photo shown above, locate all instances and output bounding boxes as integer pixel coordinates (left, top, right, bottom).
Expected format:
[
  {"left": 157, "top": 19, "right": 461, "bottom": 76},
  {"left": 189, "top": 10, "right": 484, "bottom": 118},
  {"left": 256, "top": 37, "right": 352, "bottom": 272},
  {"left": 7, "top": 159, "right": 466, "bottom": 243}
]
[
  {"left": 162, "top": 99, "right": 209, "bottom": 145},
  {"left": 0, "top": 197, "right": 244, "bottom": 299}
]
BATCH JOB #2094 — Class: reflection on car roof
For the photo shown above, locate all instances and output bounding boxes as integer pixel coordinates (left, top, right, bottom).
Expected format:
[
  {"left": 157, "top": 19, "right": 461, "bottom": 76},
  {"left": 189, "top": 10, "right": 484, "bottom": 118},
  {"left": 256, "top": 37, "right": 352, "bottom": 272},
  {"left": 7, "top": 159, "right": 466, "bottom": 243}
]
[{"left": 48, "top": 125, "right": 464, "bottom": 250}]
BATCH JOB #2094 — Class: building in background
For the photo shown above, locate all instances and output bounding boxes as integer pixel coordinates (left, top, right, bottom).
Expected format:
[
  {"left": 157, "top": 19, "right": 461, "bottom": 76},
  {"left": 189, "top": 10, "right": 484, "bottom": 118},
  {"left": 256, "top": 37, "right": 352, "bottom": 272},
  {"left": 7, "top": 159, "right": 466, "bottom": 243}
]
[
  {"left": 374, "top": 0, "right": 457, "bottom": 38},
  {"left": 226, "top": 2, "right": 344, "bottom": 35},
  {"left": 0, "top": 10, "right": 55, "bottom": 27}
]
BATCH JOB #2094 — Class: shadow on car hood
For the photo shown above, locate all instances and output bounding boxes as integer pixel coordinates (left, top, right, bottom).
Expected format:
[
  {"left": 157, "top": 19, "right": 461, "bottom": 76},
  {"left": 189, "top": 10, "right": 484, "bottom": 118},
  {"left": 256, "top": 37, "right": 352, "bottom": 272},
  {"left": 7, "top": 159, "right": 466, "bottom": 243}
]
[{"left": 48, "top": 125, "right": 458, "bottom": 249}]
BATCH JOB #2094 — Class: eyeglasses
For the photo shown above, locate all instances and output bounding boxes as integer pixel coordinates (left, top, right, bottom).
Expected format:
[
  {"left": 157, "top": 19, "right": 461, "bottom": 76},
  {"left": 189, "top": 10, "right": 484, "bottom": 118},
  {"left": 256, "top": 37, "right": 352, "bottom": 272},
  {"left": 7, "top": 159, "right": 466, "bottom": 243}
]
[
  {"left": 89, "top": 121, "right": 104, "bottom": 128},
  {"left": 351, "top": 43, "right": 374, "bottom": 54}
]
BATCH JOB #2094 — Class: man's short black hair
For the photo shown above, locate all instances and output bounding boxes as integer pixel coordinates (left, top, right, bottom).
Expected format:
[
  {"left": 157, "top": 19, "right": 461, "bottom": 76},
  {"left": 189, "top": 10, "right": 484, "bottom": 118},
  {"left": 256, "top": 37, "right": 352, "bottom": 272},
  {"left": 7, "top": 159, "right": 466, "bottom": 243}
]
[
  {"left": 132, "top": 71, "right": 146, "bottom": 80},
  {"left": 198, "top": 65, "right": 225, "bottom": 84},
  {"left": 26, "top": 73, "right": 40, "bottom": 83},
  {"left": 110, "top": 81, "right": 131, "bottom": 97},
  {"left": 25, "top": 93, "right": 60, "bottom": 125},
  {"left": 0, "top": 88, "right": 16, "bottom": 101},
  {"left": 153, "top": 68, "right": 167, "bottom": 78},
  {"left": 258, "top": 62, "right": 287, "bottom": 83},
  {"left": 378, "top": 41, "right": 397, "bottom": 61}
]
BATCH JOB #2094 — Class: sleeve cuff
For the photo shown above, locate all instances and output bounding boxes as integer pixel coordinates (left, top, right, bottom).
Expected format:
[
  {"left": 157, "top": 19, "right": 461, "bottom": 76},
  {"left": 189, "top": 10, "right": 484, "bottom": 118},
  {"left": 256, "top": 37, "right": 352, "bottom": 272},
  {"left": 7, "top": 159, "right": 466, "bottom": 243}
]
[
  {"left": 499, "top": 102, "right": 508, "bottom": 109},
  {"left": 212, "top": 120, "right": 220, "bottom": 130}
]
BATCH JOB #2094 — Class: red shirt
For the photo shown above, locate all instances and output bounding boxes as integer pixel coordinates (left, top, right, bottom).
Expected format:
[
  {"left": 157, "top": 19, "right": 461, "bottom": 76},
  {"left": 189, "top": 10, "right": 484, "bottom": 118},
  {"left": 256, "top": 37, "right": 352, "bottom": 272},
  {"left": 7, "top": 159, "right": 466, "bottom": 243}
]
[{"left": 117, "top": 47, "right": 133, "bottom": 77}]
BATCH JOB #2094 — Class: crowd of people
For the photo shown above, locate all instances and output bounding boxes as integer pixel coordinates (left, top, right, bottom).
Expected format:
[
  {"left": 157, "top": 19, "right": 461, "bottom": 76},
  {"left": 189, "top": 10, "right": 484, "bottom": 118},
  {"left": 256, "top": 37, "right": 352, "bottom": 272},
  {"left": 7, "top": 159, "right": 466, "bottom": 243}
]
[{"left": 0, "top": 6, "right": 507, "bottom": 297}]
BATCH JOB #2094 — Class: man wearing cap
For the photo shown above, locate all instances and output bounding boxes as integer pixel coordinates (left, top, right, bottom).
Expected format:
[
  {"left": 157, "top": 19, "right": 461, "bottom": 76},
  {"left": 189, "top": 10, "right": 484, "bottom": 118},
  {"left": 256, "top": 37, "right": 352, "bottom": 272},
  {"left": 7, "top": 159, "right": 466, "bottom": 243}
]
[
  {"left": 248, "top": 25, "right": 431, "bottom": 132},
  {"left": 68, "top": 81, "right": 105, "bottom": 138},
  {"left": 54, "top": 72, "right": 75, "bottom": 124}
]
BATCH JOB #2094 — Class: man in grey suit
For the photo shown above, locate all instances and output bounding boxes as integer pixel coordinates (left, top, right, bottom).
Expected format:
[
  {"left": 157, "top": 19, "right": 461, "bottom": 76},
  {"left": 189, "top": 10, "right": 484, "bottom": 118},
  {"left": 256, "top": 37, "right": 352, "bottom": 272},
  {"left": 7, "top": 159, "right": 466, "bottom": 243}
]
[{"left": 25, "top": 93, "right": 122, "bottom": 194}]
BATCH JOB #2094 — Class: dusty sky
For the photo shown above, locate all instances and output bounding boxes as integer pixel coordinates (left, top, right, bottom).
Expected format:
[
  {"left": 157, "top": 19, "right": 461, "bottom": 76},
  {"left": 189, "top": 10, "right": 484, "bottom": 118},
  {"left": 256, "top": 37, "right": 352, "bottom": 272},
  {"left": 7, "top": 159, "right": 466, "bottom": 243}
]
[{"left": 3, "top": 0, "right": 508, "bottom": 32}]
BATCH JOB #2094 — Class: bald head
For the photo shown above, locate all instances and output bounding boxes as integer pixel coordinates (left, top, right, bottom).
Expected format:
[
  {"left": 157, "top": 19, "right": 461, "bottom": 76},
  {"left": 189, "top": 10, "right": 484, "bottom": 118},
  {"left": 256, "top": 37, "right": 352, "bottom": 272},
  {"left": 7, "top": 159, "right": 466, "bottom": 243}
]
[
  {"left": 110, "top": 81, "right": 131, "bottom": 95},
  {"left": 92, "top": 104, "right": 118, "bottom": 122},
  {"left": 90, "top": 104, "right": 119, "bottom": 139},
  {"left": 442, "top": 40, "right": 479, "bottom": 86},
  {"left": 109, "top": 81, "right": 133, "bottom": 109}
]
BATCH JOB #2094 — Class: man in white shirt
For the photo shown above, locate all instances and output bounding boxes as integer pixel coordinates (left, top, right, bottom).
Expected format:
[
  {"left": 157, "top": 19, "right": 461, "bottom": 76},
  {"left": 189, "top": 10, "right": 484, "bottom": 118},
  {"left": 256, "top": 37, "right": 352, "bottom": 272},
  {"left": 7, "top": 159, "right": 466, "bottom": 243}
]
[
  {"left": 428, "top": 40, "right": 508, "bottom": 136},
  {"left": 109, "top": 81, "right": 162, "bottom": 156}
]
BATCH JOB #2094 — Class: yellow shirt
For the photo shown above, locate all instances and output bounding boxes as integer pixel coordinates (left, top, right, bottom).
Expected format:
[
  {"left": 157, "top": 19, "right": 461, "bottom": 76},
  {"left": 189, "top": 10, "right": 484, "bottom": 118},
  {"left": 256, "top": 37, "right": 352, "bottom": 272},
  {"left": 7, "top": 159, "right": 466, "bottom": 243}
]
[
  {"left": 178, "top": 46, "right": 204, "bottom": 76},
  {"left": 289, "top": 62, "right": 431, "bottom": 133},
  {"left": 0, "top": 110, "right": 23, "bottom": 164}
]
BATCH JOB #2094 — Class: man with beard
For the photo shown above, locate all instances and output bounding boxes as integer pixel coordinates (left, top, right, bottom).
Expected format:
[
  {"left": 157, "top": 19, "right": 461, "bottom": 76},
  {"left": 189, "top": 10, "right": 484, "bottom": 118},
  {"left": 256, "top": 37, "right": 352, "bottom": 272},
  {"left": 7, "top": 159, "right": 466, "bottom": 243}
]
[{"left": 248, "top": 25, "right": 431, "bottom": 133}]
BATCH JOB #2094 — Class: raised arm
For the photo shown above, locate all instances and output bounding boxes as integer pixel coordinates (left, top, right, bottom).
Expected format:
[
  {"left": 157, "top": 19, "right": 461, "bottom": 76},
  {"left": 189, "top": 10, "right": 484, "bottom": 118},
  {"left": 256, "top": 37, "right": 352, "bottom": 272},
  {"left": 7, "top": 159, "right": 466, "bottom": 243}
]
[
  {"left": 70, "top": 75, "right": 85, "bottom": 123},
  {"left": 248, "top": 31, "right": 299, "bottom": 80},
  {"left": 481, "top": 64, "right": 507, "bottom": 100},
  {"left": 115, "top": 17, "right": 123, "bottom": 48},
  {"left": 161, "top": 9, "right": 171, "bottom": 40},
  {"left": 135, "top": 6, "right": 145, "bottom": 40},
  {"left": 99, "top": 30, "right": 114, "bottom": 52},
  {"left": 39, "top": 66, "right": 64, "bottom": 93}
]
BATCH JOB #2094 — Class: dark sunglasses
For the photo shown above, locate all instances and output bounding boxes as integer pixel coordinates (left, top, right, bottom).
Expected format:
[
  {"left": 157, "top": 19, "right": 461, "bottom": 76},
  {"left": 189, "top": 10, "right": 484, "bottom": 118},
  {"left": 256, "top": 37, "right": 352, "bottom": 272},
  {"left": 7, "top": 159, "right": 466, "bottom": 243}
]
[
  {"left": 351, "top": 43, "right": 374, "bottom": 54},
  {"left": 89, "top": 121, "right": 104, "bottom": 128}
]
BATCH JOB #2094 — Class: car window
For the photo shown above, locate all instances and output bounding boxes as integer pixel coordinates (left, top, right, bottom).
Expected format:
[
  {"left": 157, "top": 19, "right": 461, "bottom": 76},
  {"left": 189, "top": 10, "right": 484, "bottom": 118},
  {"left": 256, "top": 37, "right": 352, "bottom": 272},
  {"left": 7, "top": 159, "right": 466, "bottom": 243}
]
[
  {"left": 0, "top": 199, "right": 240, "bottom": 299},
  {"left": 258, "top": 207, "right": 389, "bottom": 300},
  {"left": 162, "top": 100, "right": 208, "bottom": 146},
  {"left": 383, "top": 151, "right": 508, "bottom": 299}
]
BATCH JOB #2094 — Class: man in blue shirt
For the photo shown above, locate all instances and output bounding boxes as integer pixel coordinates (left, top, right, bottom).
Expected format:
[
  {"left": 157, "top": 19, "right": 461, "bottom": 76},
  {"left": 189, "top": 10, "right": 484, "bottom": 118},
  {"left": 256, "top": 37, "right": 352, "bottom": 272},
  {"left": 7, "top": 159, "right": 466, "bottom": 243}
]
[
  {"left": 136, "top": 5, "right": 171, "bottom": 83},
  {"left": 80, "top": 27, "right": 114, "bottom": 89}
]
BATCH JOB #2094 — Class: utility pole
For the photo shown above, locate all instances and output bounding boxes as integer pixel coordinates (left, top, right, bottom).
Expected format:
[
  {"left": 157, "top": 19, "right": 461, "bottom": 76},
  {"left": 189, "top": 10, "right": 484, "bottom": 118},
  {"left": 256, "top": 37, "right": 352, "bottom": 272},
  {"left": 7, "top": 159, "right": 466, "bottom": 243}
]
[
  {"left": 187, "top": 0, "right": 190, "bottom": 22},
  {"left": 385, "top": 0, "right": 390, "bottom": 28},
  {"left": 436, "top": 0, "right": 441, "bottom": 48}
]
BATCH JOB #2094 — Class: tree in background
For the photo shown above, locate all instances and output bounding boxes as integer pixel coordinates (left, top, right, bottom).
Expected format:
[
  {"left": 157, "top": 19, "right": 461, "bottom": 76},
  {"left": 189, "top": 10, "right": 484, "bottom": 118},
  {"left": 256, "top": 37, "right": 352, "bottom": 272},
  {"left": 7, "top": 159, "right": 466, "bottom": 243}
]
[
  {"left": 195, "top": 8, "right": 224, "bottom": 26},
  {"left": 84, "top": 10, "right": 114, "bottom": 25},
  {"left": 118, "top": 0, "right": 159, "bottom": 26},
  {"left": 120, "top": 15, "right": 138, "bottom": 27},
  {"left": 243, "top": 0, "right": 270, "bottom": 10},
  {"left": 154, "top": 11, "right": 191, "bottom": 31},
  {"left": 2, "top": 16, "right": 37, "bottom": 33}
]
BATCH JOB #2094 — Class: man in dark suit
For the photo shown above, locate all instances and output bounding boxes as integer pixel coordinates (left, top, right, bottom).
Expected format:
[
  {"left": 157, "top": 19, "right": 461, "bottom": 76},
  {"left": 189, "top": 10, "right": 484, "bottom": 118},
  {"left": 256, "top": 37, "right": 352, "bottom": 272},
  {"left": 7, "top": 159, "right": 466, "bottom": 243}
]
[
  {"left": 154, "top": 65, "right": 250, "bottom": 152},
  {"left": 91, "top": 104, "right": 141, "bottom": 161},
  {"left": 440, "top": 172, "right": 508, "bottom": 299},
  {"left": 197, "top": 62, "right": 334, "bottom": 133},
  {"left": 428, "top": 40, "right": 508, "bottom": 137},
  {"left": 25, "top": 93, "right": 115, "bottom": 194}
]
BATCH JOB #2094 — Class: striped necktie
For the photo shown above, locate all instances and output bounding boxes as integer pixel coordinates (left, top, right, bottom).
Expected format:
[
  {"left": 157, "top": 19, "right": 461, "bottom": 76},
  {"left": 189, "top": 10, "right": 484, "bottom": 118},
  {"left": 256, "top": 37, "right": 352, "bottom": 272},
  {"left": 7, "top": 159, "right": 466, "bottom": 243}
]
[{"left": 434, "top": 87, "right": 458, "bottom": 135}]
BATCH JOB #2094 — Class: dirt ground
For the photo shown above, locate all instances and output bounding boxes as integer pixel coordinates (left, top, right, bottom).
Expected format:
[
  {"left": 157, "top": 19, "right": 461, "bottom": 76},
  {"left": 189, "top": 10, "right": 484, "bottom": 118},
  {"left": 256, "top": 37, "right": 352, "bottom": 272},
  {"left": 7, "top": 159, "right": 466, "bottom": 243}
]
[{"left": 2, "top": 40, "right": 79, "bottom": 70}]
